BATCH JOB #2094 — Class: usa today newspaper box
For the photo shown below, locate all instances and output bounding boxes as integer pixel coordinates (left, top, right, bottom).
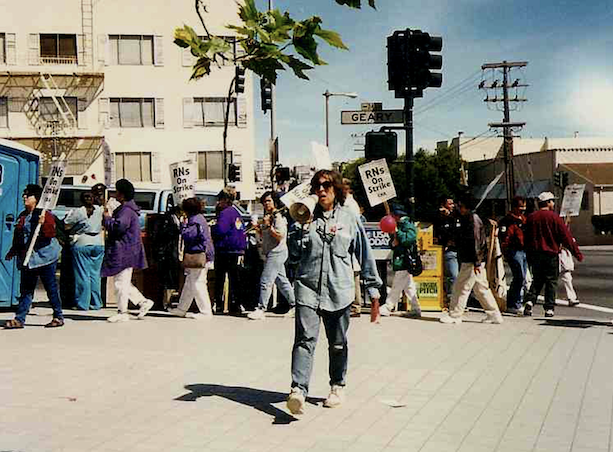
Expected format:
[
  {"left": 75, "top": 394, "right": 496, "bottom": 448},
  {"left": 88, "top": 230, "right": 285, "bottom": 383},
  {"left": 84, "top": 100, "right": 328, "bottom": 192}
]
[{"left": 364, "top": 221, "right": 444, "bottom": 311}]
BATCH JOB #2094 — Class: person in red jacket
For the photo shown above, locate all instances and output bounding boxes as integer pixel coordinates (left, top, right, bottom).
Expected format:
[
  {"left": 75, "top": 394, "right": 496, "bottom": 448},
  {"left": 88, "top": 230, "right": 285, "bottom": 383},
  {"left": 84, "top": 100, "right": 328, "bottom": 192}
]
[{"left": 523, "top": 192, "right": 583, "bottom": 318}]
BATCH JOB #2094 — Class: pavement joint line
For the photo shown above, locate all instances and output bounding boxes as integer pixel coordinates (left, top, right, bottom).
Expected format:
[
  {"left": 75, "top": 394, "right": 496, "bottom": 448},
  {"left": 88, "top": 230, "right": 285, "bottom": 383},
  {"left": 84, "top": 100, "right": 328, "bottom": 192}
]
[
  {"left": 568, "top": 329, "right": 604, "bottom": 452},
  {"left": 386, "top": 323, "right": 522, "bottom": 451},
  {"left": 529, "top": 325, "right": 585, "bottom": 452},
  {"left": 535, "top": 296, "right": 613, "bottom": 314}
]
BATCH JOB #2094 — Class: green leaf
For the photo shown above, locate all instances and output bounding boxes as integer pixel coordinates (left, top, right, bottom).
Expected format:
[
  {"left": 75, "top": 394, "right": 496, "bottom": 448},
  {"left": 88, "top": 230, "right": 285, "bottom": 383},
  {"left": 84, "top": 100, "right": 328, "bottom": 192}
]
[
  {"left": 313, "top": 28, "right": 348, "bottom": 50},
  {"left": 174, "top": 25, "right": 199, "bottom": 48},
  {"left": 190, "top": 57, "right": 212, "bottom": 80},
  {"left": 238, "top": 0, "right": 260, "bottom": 23},
  {"left": 243, "top": 56, "right": 284, "bottom": 84},
  {"left": 284, "top": 55, "right": 313, "bottom": 80},
  {"left": 334, "top": 0, "right": 377, "bottom": 8},
  {"left": 293, "top": 33, "right": 324, "bottom": 65}
]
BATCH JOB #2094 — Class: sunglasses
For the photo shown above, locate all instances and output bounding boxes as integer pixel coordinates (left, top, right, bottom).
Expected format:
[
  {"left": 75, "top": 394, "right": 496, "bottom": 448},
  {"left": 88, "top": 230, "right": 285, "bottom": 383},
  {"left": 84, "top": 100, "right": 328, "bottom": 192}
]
[{"left": 313, "top": 180, "right": 333, "bottom": 191}]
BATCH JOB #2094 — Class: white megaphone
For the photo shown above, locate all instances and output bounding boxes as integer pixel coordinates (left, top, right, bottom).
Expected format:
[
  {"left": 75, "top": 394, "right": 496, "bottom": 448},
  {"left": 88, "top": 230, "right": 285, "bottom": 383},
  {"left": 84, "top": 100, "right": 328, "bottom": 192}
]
[{"left": 289, "top": 194, "right": 318, "bottom": 224}]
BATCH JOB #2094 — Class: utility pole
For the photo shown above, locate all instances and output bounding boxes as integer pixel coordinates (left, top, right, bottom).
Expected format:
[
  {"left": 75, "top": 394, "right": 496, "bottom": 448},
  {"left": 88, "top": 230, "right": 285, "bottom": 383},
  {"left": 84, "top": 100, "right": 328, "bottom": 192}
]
[
  {"left": 480, "top": 61, "right": 528, "bottom": 208},
  {"left": 268, "top": 0, "right": 277, "bottom": 191}
]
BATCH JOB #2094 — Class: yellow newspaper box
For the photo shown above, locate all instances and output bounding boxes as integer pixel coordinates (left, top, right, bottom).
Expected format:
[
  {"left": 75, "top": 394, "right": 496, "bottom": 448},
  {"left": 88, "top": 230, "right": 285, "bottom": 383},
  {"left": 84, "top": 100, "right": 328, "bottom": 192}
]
[{"left": 412, "top": 223, "right": 444, "bottom": 311}]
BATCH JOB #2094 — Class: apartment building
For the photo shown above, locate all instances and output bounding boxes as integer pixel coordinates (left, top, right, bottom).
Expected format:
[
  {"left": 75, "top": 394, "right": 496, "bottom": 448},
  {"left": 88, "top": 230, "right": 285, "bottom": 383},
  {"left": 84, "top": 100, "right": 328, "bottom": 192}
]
[{"left": 0, "top": 0, "right": 256, "bottom": 199}]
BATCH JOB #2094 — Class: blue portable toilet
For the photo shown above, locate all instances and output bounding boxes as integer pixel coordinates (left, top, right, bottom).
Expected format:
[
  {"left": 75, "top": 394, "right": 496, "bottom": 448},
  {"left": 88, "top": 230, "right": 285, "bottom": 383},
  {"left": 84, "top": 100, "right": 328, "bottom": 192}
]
[{"left": 0, "top": 139, "right": 39, "bottom": 307}]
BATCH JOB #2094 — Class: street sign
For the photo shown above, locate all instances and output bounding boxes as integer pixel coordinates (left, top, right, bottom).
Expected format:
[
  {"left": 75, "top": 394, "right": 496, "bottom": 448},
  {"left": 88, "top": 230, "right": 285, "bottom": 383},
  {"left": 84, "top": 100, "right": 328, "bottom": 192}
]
[
  {"left": 358, "top": 158, "right": 396, "bottom": 207},
  {"left": 169, "top": 159, "right": 196, "bottom": 205},
  {"left": 361, "top": 102, "right": 383, "bottom": 111},
  {"left": 341, "top": 109, "right": 404, "bottom": 125},
  {"left": 560, "top": 184, "right": 586, "bottom": 217},
  {"left": 37, "top": 158, "right": 66, "bottom": 211}
]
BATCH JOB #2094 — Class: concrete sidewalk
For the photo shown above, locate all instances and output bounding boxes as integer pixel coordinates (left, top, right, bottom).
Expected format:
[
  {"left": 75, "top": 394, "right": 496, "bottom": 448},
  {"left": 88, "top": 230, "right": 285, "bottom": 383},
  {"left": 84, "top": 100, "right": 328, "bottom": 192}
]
[{"left": 1, "top": 307, "right": 612, "bottom": 452}]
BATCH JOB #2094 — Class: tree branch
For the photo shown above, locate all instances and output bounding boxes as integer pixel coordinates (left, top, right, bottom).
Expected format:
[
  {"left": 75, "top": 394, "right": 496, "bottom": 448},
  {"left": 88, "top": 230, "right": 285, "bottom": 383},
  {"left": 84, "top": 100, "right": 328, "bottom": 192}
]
[{"left": 195, "top": 0, "right": 211, "bottom": 38}]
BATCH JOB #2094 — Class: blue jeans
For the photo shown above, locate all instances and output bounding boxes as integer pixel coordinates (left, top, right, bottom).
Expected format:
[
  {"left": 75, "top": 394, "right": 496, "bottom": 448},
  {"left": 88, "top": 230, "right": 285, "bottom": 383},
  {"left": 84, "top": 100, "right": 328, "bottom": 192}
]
[
  {"left": 506, "top": 250, "right": 527, "bottom": 310},
  {"left": 72, "top": 245, "right": 104, "bottom": 310},
  {"left": 444, "top": 249, "right": 459, "bottom": 306},
  {"left": 258, "top": 249, "right": 295, "bottom": 310},
  {"left": 291, "top": 304, "right": 350, "bottom": 396},
  {"left": 16, "top": 261, "right": 63, "bottom": 323}
]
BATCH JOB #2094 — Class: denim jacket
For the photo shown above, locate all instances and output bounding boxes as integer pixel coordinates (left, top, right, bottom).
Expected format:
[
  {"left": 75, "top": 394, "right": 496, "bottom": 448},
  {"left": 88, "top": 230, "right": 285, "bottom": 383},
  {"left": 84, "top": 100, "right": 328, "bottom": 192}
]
[{"left": 290, "top": 203, "right": 382, "bottom": 312}]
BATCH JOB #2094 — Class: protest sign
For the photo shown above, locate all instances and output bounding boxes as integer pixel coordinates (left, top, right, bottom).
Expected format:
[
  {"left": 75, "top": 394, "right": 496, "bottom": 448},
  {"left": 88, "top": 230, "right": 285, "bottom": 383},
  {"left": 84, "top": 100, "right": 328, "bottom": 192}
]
[
  {"left": 358, "top": 158, "right": 396, "bottom": 207},
  {"left": 37, "top": 158, "right": 66, "bottom": 211},
  {"left": 560, "top": 184, "right": 586, "bottom": 217},
  {"left": 280, "top": 182, "right": 312, "bottom": 208},
  {"left": 169, "top": 160, "right": 196, "bottom": 205}
]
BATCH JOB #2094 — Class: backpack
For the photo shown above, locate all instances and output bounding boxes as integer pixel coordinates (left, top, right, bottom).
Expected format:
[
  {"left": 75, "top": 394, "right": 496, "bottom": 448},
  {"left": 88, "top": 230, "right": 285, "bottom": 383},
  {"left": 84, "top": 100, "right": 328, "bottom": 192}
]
[{"left": 406, "top": 242, "right": 423, "bottom": 277}]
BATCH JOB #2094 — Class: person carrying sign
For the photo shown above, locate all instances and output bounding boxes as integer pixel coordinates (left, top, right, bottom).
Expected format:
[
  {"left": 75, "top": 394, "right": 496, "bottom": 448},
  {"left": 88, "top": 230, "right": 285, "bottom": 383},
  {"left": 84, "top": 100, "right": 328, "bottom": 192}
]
[
  {"left": 440, "top": 194, "right": 503, "bottom": 325},
  {"left": 379, "top": 205, "right": 421, "bottom": 318},
  {"left": 4, "top": 185, "right": 64, "bottom": 329}
]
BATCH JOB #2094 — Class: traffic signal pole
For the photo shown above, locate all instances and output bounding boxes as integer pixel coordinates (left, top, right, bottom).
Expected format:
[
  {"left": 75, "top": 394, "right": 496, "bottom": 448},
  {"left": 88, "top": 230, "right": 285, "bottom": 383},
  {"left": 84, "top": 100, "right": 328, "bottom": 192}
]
[{"left": 404, "top": 95, "right": 415, "bottom": 218}]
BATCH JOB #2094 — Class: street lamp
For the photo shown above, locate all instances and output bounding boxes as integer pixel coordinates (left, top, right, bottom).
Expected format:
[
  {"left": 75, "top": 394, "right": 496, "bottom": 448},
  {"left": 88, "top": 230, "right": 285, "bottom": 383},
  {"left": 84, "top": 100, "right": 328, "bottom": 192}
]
[{"left": 323, "top": 89, "right": 358, "bottom": 148}]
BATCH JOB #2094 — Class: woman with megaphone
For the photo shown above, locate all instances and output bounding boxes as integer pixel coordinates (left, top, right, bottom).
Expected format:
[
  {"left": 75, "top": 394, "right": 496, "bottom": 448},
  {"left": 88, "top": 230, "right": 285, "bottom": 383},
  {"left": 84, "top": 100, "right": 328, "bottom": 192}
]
[{"left": 286, "top": 169, "right": 382, "bottom": 417}]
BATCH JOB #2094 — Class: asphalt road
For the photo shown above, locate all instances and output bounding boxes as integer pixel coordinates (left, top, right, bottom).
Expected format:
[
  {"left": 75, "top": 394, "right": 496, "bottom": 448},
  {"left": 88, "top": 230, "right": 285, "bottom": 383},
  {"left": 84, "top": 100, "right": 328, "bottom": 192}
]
[{"left": 566, "top": 246, "right": 613, "bottom": 308}]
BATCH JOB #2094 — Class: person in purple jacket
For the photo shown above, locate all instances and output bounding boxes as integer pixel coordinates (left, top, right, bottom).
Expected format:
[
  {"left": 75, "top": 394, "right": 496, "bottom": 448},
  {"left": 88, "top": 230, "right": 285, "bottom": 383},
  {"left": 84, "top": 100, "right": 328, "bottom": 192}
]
[
  {"left": 211, "top": 189, "right": 247, "bottom": 315},
  {"left": 102, "top": 179, "right": 154, "bottom": 323},
  {"left": 168, "top": 197, "right": 215, "bottom": 319}
]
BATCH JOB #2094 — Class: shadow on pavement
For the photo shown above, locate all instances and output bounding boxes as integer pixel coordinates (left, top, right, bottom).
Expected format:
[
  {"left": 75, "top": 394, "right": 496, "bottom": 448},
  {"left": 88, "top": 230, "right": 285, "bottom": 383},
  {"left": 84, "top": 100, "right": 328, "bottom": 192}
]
[
  {"left": 538, "top": 318, "right": 613, "bottom": 329},
  {"left": 175, "top": 384, "right": 324, "bottom": 424},
  {"left": 61, "top": 313, "right": 108, "bottom": 322}
]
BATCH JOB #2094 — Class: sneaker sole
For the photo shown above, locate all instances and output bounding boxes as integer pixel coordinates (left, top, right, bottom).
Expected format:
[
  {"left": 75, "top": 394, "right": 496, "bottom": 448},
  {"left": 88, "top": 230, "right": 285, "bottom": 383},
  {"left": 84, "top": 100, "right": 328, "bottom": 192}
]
[{"left": 137, "top": 302, "right": 154, "bottom": 320}]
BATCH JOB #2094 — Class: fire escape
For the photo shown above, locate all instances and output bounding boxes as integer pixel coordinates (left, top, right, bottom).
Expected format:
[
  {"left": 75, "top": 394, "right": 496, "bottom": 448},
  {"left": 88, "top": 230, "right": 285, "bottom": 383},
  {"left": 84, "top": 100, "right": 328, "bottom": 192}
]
[{"left": 0, "top": 0, "right": 104, "bottom": 176}]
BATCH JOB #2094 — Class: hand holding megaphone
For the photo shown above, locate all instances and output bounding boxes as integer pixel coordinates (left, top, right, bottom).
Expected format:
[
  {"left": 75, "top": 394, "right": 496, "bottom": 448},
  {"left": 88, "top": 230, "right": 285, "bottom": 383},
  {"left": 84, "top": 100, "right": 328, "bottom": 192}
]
[{"left": 289, "top": 194, "right": 318, "bottom": 224}]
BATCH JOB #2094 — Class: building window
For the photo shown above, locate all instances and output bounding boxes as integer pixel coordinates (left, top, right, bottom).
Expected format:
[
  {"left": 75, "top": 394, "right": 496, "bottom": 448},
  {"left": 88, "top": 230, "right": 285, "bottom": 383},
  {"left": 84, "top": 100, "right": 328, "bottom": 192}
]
[
  {"left": 38, "top": 97, "right": 78, "bottom": 125},
  {"left": 109, "top": 98, "right": 154, "bottom": 128},
  {"left": 40, "top": 34, "right": 77, "bottom": 64},
  {"left": 192, "top": 97, "right": 237, "bottom": 127},
  {"left": 0, "top": 97, "right": 7, "bottom": 128},
  {"left": 0, "top": 33, "right": 5, "bottom": 64},
  {"left": 197, "top": 151, "right": 232, "bottom": 180},
  {"left": 115, "top": 152, "right": 152, "bottom": 182},
  {"left": 109, "top": 35, "right": 153, "bottom": 65}
]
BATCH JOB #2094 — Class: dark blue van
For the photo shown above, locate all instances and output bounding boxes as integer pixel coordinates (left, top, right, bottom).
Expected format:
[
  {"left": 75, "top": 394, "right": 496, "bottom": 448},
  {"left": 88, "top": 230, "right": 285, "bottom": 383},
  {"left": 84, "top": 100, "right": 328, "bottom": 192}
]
[{"left": 0, "top": 139, "right": 40, "bottom": 307}]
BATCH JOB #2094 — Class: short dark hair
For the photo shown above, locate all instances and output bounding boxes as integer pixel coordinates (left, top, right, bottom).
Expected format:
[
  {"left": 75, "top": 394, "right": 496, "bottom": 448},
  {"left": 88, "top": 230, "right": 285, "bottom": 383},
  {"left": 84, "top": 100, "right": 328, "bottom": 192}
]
[
  {"left": 511, "top": 196, "right": 526, "bottom": 208},
  {"left": 115, "top": 179, "right": 135, "bottom": 201},
  {"left": 24, "top": 184, "right": 43, "bottom": 201},
  {"left": 457, "top": 193, "right": 475, "bottom": 211},
  {"left": 310, "top": 169, "right": 346, "bottom": 206},
  {"left": 182, "top": 197, "right": 203, "bottom": 216},
  {"left": 217, "top": 188, "right": 234, "bottom": 202},
  {"left": 260, "top": 190, "right": 281, "bottom": 208}
]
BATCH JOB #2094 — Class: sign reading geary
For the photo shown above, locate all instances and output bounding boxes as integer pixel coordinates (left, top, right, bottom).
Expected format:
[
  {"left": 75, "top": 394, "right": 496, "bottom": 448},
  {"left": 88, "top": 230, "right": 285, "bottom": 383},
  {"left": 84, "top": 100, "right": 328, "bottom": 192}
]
[
  {"left": 560, "top": 184, "right": 586, "bottom": 217},
  {"left": 37, "top": 159, "right": 66, "bottom": 211},
  {"left": 169, "top": 160, "right": 196, "bottom": 204},
  {"left": 358, "top": 158, "right": 396, "bottom": 207}
]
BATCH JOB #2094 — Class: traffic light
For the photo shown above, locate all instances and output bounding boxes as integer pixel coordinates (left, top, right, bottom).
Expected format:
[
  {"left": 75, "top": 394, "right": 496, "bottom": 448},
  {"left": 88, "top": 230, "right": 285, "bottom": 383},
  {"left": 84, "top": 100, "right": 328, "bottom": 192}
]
[
  {"left": 561, "top": 171, "right": 569, "bottom": 188},
  {"left": 235, "top": 66, "right": 246, "bottom": 94},
  {"left": 365, "top": 131, "right": 397, "bottom": 162},
  {"left": 274, "top": 166, "right": 290, "bottom": 184},
  {"left": 260, "top": 78, "right": 272, "bottom": 113},
  {"left": 387, "top": 29, "right": 443, "bottom": 98},
  {"left": 410, "top": 31, "right": 443, "bottom": 90},
  {"left": 553, "top": 171, "right": 561, "bottom": 188},
  {"left": 228, "top": 163, "right": 241, "bottom": 182}
]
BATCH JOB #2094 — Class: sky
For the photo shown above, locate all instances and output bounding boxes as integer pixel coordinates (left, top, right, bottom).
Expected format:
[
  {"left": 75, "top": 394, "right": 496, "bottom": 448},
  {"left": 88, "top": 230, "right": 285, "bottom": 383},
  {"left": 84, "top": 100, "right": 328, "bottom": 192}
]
[{"left": 245, "top": 0, "right": 613, "bottom": 168}]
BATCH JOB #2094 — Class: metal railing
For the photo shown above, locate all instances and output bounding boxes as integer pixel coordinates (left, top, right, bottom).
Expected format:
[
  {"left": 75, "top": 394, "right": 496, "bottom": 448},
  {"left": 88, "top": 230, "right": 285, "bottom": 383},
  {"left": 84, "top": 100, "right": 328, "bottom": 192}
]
[{"left": 39, "top": 56, "right": 78, "bottom": 65}]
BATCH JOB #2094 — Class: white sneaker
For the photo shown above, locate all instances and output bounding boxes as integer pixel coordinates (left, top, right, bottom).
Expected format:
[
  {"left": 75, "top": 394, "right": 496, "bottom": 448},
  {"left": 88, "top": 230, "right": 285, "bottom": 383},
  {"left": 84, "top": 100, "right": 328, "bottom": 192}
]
[
  {"left": 137, "top": 300, "right": 154, "bottom": 320},
  {"left": 439, "top": 314, "right": 462, "bottom": 324},
  {"left": 285, "top": 307, "right": 296, "bottom": 318},
  {"left": 247, "top": 309, "right": 266, "bottom": 320},
  {"left": 168, "top": 308, "right": 186, "bottom": 317},
  {"left": 379, "top": 304, "right": 393, "bottom": 317},
  {"left": 481, "top": 312, "right": 504, "bottom": 324},
  {"left": 286, "top": 387, "right": 305, "bottom": 415},
  {"left": 107, "top": 313, "right": 130, "bottom": 323},
  {"left": 186, "top": 312, "right": 212, "bottom": 320},
  {"left": 323, "top": 385, "right": 344, "bottom": 408}
]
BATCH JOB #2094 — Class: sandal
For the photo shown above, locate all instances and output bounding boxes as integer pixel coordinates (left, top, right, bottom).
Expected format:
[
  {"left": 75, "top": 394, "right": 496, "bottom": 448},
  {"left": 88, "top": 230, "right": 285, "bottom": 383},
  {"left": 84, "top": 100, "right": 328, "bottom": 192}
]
[
  {"left": 44, "top": 318, "right": 64, "bottom": 328},
  {"left": 4, "top": 319, "right": 24, "bottom": 329}
]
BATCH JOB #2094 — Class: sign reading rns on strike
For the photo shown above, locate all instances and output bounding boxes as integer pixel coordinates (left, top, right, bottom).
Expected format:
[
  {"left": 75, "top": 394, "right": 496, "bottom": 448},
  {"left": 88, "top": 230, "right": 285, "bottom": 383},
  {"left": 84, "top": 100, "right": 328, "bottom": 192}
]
[
  {"left": 358, "top": 158, "right": 396, "bottom": 207},
  {"left": 169, "top": 160, "right": 196, "bottom": 204},
  {"left": 38, "top": 159, "right": 67, "bottom": 211}
]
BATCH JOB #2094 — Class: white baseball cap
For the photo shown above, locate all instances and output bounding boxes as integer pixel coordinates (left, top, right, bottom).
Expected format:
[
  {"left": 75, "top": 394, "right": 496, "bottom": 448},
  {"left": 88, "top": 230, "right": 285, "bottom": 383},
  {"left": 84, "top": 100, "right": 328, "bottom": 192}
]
[{"left": 537, "top": 191, "right": 556, "bottom": 202}]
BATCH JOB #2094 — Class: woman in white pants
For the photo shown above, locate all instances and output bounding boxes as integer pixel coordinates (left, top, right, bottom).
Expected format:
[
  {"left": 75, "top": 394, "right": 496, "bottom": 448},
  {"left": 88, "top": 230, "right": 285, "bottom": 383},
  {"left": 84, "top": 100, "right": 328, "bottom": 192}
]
[
  {"left": 559, "top": 247, "right": 579, "bottom": 306},
  {"left": 169, "top": 197, "right": 215, "bottom": 319}
]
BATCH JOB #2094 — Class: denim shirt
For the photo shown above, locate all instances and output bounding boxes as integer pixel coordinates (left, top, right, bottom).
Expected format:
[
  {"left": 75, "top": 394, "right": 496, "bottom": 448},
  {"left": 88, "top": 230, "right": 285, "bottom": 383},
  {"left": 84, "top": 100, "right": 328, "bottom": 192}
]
[
  {"left": 291, "top": 203, "right": 382, "bottom": 312},
  {"left": 22, "top": 212, "right": 61, "bottom": 269}
]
